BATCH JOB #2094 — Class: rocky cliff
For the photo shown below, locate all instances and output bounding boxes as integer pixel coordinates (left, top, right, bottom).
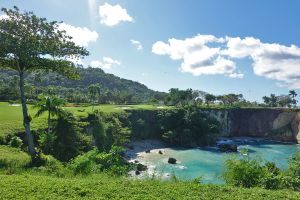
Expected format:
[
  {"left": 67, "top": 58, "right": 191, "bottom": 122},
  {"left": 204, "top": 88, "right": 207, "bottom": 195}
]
[{"left": 205, "top": 108, "right": 300, "bottom": 143}]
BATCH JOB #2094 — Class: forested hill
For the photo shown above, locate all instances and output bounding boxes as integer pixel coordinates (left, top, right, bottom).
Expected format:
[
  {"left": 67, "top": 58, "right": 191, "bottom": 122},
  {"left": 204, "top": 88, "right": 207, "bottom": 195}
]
[{"left": 0, "top": 67, "right": 166, "bottom": 103}]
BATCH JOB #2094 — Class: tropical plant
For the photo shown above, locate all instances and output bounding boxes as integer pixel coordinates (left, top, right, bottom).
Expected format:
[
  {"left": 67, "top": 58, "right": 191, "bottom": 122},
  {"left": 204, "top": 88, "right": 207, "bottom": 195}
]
[
  {"left": 0, "top": 6, "right": 89, "bottom": 155},
  {"left": 34, "top": 95, "right": 66, "bottom": 135},
  {"left": 289, "top": 90, "right": 298, "bottom": 107}
]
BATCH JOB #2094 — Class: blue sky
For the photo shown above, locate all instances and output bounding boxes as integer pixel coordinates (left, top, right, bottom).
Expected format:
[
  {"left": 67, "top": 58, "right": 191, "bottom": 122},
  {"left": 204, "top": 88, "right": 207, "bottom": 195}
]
[{"left": 1, "top": 0, "right": 300, "bottom": 102}]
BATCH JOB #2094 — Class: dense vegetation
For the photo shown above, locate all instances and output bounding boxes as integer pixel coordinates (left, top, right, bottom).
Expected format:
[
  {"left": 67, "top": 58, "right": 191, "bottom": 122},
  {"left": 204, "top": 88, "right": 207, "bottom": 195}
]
[
  {"left": 223, "top": 151, "right": 300, "bottom": 191},
  {"left": 0, "top": 68, "right": 165, "bottom": 104},
  {"left": 1, "top": 173, "right": 300, "bottom": 199}
]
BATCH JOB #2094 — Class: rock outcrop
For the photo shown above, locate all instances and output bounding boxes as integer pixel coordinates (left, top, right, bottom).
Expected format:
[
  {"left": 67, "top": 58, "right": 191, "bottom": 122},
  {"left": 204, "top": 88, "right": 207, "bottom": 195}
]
[{"left": 206, "top": 108, "right": 300, "bottom": 143}]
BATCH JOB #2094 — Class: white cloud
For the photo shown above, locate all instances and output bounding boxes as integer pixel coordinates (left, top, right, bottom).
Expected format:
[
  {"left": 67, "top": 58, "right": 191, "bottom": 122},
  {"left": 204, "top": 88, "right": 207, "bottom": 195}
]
[
  {"left": 58, "top": 23, "right": 98, "bottom": 46},
  {"left": 66, "top": 57, "right": 84, "bottom": 65},
  {"left": 130, "top": 39, "right": 143, "bottom": 50},
  {"left": 90, "top": 57, "right": 121, "bottom": 70},
  {"left": 152, "top": 34, "right": 240, "bottom": 78},
  {"left": 0, "top": 14, "right": 9, "bottom": 20},
  {"left": 152, "top": 34, "right": 300, "bottom": 88},
  {"left": 99, "top": 3, "right": 133, "bottom": 26},
  {"left": 0, "top": 17, "right": 99, "bottom": 47}
]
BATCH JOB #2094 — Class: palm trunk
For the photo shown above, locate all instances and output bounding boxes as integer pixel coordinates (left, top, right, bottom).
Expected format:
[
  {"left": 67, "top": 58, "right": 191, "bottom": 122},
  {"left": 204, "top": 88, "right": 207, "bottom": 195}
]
[
  {"left": 48, "top": 110, "right": 51, "bottom": 135},
  {"left": 19, "top": 70, "right": 36, "bottom": 156}
]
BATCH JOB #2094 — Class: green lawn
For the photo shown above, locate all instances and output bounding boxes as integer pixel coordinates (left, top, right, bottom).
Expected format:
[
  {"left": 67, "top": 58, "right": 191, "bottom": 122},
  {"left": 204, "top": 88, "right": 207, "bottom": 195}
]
[
  {"left": 0, "top": 173, "right": 299, "bottom": 199},
  {"left": 0, "top": 102, "right": 171, "bottom": 139}
]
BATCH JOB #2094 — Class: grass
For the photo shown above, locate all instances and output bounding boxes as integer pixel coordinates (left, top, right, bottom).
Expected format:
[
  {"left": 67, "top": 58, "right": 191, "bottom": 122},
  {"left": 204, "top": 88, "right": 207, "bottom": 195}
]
[
  {"left": 0, "top": 145, "right": 31, "bottom": 168},
  {"left": 0, "top": 173, "right": 299, "bottom": 199},
  {"left": 0, "top": 102, "right": 172, "bottom": 139}
]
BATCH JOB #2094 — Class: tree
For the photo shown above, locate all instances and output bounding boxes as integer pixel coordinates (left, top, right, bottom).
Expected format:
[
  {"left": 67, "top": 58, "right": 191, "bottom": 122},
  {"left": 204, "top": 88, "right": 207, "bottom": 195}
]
[
  {"left": 289, "top": 90, "right": 298, "bottom": 107},
  {"left": 262, "top": 94, "right": 277, "bottom": 107},
  {"left": 204, "top": 94, "right": 216, "bottom": 106},
  {"left": 88, "top": 83, "right": 100, "bottom": 109},
  {"left": 0, "top": 7, "right": 89, "bottom": 155},
  {"left": 34, "top": 95, "right": 66, "bottom": 135}
]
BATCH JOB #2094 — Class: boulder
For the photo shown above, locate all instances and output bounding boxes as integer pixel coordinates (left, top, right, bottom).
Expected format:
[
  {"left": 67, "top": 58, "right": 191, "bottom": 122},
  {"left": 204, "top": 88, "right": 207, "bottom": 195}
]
[
  {"left": 168, "top": 157, "right": 177, "bottom": 164},
  {"left": 158, "top": 150, "right": 163, "bottom": 155},
  {"left": 137, "top": 163, "right": 147, "bottom": 171},
  {"left": 135, "top": 170, "right": 140, "bottom": 175},
  {"left": 145, "top": 150, "right": 151, "bottom": 153},
  {"left": 218, "top": 143, "right": 238, "bottom": 152}
]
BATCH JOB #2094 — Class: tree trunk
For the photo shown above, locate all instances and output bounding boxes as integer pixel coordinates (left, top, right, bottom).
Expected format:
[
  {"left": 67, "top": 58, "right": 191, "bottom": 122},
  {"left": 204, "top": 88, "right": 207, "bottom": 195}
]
[
  {"left": 48, "top": 110, "right": 51, "bottom": 135},
  {"left": 19, "top": 70, "right": 36, "bottom": 156}
]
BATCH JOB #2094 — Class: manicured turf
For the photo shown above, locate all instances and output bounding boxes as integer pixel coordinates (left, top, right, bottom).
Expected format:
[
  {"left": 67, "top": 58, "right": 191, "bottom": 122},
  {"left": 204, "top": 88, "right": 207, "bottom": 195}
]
[
  {"left": 0, "top": 102, "right": 171, "bottom": 139},
  {"left": 0, "top": 173, "right": 299, "bottom": 199}
]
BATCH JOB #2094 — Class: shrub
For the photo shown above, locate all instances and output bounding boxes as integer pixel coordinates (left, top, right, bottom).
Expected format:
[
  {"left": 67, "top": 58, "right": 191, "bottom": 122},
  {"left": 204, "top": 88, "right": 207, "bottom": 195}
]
[
  {"left": 69, "top": 147, "right": 130, "bottom": 176},
  {"left": 223, "top": 158, "right": 265, "bottom": 188},
  {"left": 9, "top": 136, "right": 23, "bottom": 148},
  {"left": 52, "top": 112, "right": 88, "bottom": 162}
]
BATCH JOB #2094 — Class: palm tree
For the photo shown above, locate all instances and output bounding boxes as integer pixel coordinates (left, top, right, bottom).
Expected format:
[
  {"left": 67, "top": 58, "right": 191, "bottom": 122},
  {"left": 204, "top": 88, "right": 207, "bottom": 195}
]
[
  {"left": 289, "top": 90, "right": 298, "bottom": 107},
  {"left": 34, "top": 95, "right": 66, "bottom": 135}
]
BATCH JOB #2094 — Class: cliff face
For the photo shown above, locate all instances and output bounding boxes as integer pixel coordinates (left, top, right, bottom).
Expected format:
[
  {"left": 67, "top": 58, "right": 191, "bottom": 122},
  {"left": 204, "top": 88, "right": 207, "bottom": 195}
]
[{"left": 205, "top": 108, "right": 300, "bottom": 143}]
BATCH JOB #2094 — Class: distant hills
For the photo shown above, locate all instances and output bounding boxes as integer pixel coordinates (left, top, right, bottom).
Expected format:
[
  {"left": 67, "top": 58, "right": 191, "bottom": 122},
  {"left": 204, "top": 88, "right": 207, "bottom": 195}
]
[{"left": 0, "top": 67, "right": 166, "bottom": 103}]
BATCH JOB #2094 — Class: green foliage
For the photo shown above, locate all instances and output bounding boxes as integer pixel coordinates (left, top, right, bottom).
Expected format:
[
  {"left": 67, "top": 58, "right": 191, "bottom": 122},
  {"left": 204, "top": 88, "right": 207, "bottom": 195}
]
[
  {"left": 87, "top": 111, "right": 130, "bottom": 151},
  {"left": 69, "top": 147, "right": 130, "bottom": 176},
  {"left": 52, "top": 112, "right": 91, "bottom": 162},
  {"left": 1, "top": 173, "right": 300, "bottom": 199},
  {"left": 38, "top": 131, "right": 57, "bottom": 154},
  {"left": 223, "top": 152, "right": 300, "bottom": 191},
  {"left": 8, "top": 136, "right": 23, "bottom": 148},
  {"left": 160, "top": 107, "right": 220, "bottom": 146},
  {"left": 0, "top": 145, "right": 31, "bottom": 169},
  {"left": 223, "top": 158, "right": 265, "bottom": 188}
]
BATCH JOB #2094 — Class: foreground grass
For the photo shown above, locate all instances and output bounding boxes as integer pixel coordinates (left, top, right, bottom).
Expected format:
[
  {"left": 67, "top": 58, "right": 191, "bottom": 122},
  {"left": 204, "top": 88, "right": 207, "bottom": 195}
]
[
  {"left": 0, "top": 102, "right": 171, "bottom": 139},
  {"left": 0, "top": 173, "right": 299, "bottom": 200}
]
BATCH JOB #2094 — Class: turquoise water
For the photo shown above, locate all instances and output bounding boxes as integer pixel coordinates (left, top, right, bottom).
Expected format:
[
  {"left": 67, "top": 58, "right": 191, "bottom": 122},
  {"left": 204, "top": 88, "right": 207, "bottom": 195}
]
[{"left": 142, "top": 142, "right": 300, "bottom": 183}]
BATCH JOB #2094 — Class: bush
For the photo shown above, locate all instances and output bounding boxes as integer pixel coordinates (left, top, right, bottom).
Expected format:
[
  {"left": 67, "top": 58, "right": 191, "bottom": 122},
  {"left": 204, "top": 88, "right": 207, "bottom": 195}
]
[
  {"left": 223, "top": 158, "right": 265, "bottom": 188},
  {"left": 9, "top": 136, "right": 23, "bottom": 148},
  {"left": 69, "top": 146, "right": 131, "bottom": 176},
  {"left": 52, "top": 112, "right": 90, "bottom": 162},
  {"left": 223, "top": 153, "right": 300, "bottom": 191}
]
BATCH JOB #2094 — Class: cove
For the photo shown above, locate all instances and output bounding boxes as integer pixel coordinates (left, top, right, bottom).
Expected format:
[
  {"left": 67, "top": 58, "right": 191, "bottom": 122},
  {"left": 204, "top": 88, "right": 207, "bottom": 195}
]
[{"left": 134, "top": 139, "right": 300, "bottom": 184}]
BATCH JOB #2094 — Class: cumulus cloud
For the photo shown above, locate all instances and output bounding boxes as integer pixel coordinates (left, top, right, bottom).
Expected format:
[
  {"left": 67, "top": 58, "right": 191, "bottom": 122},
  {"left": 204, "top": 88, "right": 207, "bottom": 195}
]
[
  {"left": 58, "top": 23, "right": 98, "bottom": 46},
  {"left": 130, "top": 39, "right": 143, "bottom": 50},
  {"left": 99, "top": 3, "right": 133, "bottom": 26},
  {"left": 152, "top": 34, "right": 241, "bottom": 78},
  {"left": 90, "top": 57, "right": 121, "bottom": 70},
  {"left": 0, "top": 15, "right": 99, "bottom": 47},
  {"left": 152, "top": 34, "right": 300, "bottom": 87}
]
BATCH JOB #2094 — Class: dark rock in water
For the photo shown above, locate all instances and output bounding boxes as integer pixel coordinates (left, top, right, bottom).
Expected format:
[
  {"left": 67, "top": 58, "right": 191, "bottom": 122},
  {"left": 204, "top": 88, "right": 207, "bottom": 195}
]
[
  {"left": 168, "top": 157, "right": 177, "bottom": 164},
  {"left": 218, "top": 143, "right": 238, "bottom": 152},
  {"left": 134, "top": 160, "right": 139, "bottom": 163},
  {"left": 145, "top": 150, "right": 151, "bottom": 153},
  {"left": 135, "top": 170, "right": 140, "bottom": 175},
  {"left": 137, "top": 163, "right": 147, "bottom": 171},
  {"left": 158, "top": 150, "right": 163, "bottom": 154}
]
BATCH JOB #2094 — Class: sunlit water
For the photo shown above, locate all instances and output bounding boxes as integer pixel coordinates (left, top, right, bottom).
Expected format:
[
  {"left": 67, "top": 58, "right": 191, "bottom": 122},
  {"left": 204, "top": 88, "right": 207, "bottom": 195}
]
[{"left": 140, "top": 140, "right": 300, "bottom": 183}]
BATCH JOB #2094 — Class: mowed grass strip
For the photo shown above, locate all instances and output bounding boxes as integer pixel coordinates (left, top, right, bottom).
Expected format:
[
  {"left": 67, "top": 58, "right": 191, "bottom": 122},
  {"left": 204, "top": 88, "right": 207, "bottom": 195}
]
[{"left": 0, "top": 173, "right": 299, "bottom": 200}]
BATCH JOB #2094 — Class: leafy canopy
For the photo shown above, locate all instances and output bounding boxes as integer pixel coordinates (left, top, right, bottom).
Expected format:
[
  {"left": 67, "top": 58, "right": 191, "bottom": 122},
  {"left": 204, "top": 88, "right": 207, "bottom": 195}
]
[{"left": 0, "top": 6, "right": 89, "bottom": 78}]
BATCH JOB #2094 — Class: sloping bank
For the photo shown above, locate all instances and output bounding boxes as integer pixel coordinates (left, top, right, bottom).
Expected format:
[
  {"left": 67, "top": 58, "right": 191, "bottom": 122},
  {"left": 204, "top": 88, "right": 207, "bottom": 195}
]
[
  {"left": 1, "top": 174, "right": 299, "bottom": 199},
  {"left": 126, "top": 108, "right": 300, "bottom": 144}
]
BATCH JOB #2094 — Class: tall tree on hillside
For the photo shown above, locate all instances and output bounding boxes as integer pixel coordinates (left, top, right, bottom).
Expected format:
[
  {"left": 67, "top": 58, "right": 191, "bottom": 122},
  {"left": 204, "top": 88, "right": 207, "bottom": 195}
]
[
  {"left": 0, "top": 7, "right": 89, "bottom": 155},
  {"left": 34, "top": 95, "right": 66, "bottom": 135},
  {"left": 88, "top": 83, "right": 100, "bottom": 108}
]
